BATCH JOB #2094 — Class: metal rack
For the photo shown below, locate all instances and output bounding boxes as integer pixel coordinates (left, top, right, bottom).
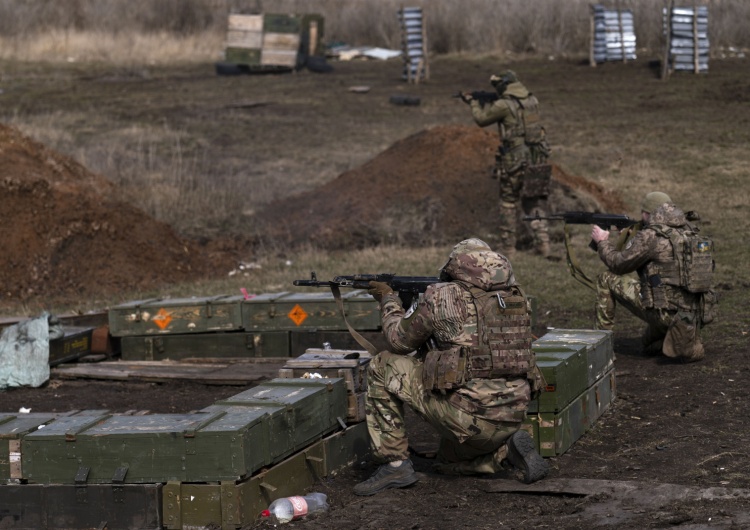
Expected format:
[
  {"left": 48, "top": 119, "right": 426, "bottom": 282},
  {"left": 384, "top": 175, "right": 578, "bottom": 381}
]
[
  {"left": 663, "top": 4, "right": 709, "bottom": 76},
  {"left": 589, "top": 3, "right": 637, "bottom": 66},
  {"left": 398, "top": 6, "right": 429, "bottom": 83}
]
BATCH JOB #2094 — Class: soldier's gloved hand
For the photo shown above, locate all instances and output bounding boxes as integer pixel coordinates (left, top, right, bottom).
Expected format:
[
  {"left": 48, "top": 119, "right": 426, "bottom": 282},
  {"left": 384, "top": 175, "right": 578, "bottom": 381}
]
[
  {"left": 460, "top": 92, "right": 473, "bottom": 104},
  {"left": 367, "top": 281, "right": 393, "bottom": 303}
]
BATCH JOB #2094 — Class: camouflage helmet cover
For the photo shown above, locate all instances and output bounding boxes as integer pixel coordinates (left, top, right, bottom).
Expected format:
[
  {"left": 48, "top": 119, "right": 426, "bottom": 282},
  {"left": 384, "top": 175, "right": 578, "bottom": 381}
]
[
  {"left": 490, "top": 70, "right": 518, "bottom": 87},
  {"left": 440, "top": 238, "right": 516, "bottom": 290},
  {"left": 641, "top": 191, "right": 673, "bottom": 213}
]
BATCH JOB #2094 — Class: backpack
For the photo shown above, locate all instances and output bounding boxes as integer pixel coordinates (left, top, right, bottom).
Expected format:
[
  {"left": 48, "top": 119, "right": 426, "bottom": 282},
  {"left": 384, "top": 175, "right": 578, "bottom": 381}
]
[{"left": 655, "top": 225, "right": 715, "bottom": 294}]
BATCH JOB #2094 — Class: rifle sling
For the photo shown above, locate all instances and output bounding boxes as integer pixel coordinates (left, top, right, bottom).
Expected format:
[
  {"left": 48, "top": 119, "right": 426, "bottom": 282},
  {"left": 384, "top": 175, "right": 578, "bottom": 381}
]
[
  {"left": 564, "top": 224, "right": 597, "bottom": 292},
  {"left": 330, "top": 284, "right": 379, "bottom": 356}
]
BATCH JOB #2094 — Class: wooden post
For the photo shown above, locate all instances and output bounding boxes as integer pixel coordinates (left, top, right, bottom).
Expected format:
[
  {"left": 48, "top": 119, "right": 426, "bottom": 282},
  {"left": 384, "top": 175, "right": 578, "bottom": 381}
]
[
  {"left": 309, "top": 20, "right": 318, "bottom": 57},
  {"left": 693, "top": 0, "right": 700, "bottom": 73},
  {"left": 589, "top": 5, "right": 596, "bottom": 67},
  {"left": 615, "top": 0, "right": 626, "bottom": 63},
  {"left": 661, "top": 0, "right": 674, "bottom": 80},
  {"left": 421, "top": 9, "right": 430, "bottom": 81}
]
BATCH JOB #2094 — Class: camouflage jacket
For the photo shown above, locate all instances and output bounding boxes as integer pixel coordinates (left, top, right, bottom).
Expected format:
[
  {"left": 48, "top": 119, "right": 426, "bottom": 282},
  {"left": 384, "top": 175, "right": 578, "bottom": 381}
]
[
  {"left": 597, "top": 204, "right": 701, "bottom": 311},
  {"left": 378, "top": 239, "right": 530, "bottom": 422},
  {"left": 470, "top": 81, "right": 532, "bottom": 148}
]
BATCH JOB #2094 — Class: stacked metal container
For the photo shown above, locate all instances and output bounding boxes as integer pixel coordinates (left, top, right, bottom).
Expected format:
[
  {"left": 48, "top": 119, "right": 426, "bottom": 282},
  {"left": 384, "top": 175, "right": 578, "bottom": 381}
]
[
  {"left": 397, "top": 7, "right": 429, "bottom": 83},
  {"left": 591, "top": 4, "right": 637, "bottom": 63},
  {"left": 664, "top": 5, "right": 709, "bottom": 72}
]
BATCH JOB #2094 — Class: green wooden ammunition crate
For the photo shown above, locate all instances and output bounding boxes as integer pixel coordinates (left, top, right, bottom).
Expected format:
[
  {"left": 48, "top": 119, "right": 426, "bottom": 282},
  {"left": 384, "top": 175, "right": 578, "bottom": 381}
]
[
  {"left": 533, "top": 329, "right": 615, "bottom": 386},
  {"left": 263, "top": 13, "right": 302, "bottom": 33},
  {"left": 49, "top": 326, "right": 94, "bottom": 366},
  {"left": 279, "top": 348, "right": 372, "bottom": 392},
  {"left": 225, "top": 46, "right": 261, "bottom": 65},
  {"left": 0, "top": 482, "right": 163, "bottom": 530},
  {"left": 109, "top": 295, "right": 245, "bottom": 337},
  {"left": 525, "top": 367, "right": 616, "bottom": 457},
  {"left": 290, "top": 329, "right": 388, "bottom": 356},
  {"left": 198, "top": 403, "right": 296, "bottom": 465},
  {"left": 215, "top": 378, "right": 348, "bottom": 453},
  {"left": 0, "top": 413, "right": 58, "bottom": 482},
  {"left": 22, "top": 410, "right": 288, "bottom": 484},
  {"left": 164, "top": 422, "right": 368, "bottom": 530},
  {"left": 120, "top": 330, "right": 291, "bottom": 361},
  {"left": 242, "top": 290, "right": 380, "bottom": 332},
  {"left": 528, "top": 344, "right": 588, "bottom": 414}
]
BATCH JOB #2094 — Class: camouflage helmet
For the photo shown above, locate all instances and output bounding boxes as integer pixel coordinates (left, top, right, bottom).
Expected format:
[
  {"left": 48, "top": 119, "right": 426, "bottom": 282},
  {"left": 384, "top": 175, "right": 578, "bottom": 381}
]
[
  {"left": 440, "top": 238, "right": 515, "bottom": 290},
  {"left": 641, "top": 191, "right": 672, "bottom": 213},
  {"left": 490, "top": 70, "right": 518, "bottom": 88}
]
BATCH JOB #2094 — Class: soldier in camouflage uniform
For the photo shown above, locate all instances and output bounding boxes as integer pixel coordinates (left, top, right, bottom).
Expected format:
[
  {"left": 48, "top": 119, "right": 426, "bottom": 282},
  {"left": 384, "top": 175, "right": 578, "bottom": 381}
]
[
  {"left": 592, "top": 192, "right": 705, "bottom": 362},
  {"left": 461, "top": 71, "right": 552, "bottom": 257},
  {"left": 353, "top": 238, "right": 548, "bottom": 496}
]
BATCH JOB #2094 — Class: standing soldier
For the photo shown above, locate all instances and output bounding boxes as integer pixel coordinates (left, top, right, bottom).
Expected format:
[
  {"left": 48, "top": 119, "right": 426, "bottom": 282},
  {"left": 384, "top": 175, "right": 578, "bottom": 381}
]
[
  {"left": 461, "top": 71, "right": 552, "bottom": 257},
  {"left": 353, "top": 238, "right": 548, "bottom": 496}
]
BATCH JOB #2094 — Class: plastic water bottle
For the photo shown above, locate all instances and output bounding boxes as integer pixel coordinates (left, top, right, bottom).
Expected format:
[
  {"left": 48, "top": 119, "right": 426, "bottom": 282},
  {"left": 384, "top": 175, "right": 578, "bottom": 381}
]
[{"left": 261, "top": 492, "right": 329, "bottom": 524}]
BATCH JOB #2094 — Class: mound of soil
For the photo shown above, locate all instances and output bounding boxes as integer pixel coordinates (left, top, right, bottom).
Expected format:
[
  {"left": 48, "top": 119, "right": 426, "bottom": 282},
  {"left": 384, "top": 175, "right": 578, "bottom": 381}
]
[
  {"left": 0, "top": 123, "right": 625, "bottom": 303},
  {"left": 0, "top": 124, "right": 215, "bottom": 302},
  {"left": 256, "top": 124, "right": 625, "bottom": 249}
]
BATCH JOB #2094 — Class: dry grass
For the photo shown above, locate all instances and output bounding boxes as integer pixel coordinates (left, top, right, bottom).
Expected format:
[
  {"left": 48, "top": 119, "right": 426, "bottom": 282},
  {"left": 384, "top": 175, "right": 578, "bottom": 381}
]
[
  {"left": 0, "top": 0, "right": 748, "bottom": 63},
  {"left": 0, "top": 30, "right": 224, "bottom": 64},
  {"left": 0, "top": 7, "right": 748, "bottom": 340}
]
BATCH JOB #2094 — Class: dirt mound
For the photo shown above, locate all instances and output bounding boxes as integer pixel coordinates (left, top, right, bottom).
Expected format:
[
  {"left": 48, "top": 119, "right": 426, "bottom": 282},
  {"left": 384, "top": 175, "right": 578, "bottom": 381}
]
[
  {"left": 256, "top": 124, "right": 625, "bottom": 249},
  {"left": 0, "top": 124, "right": 215, "bottom": 302}
]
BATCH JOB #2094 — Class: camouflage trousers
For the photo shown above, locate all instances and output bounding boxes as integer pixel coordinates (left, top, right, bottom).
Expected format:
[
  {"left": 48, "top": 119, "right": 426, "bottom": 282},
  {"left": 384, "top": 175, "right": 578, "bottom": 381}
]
[
  {"left": 365, "top": 351, "right": 522, "bottom": 473},
  {"left": 497, "top": 165, "right": 550, "bottom": 257},
  {"left": 596, "top": 272, "right": 704, "bottom": 361}
]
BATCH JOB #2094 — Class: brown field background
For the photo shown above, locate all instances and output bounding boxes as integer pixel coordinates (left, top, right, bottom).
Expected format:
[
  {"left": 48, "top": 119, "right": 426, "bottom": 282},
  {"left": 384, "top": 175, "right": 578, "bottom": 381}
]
[
  {"left": 0, "top": 0, "right": 748, "bottom": 64},
  {"left": 0, "top": 0, "right": 747, "bottom": 347}
]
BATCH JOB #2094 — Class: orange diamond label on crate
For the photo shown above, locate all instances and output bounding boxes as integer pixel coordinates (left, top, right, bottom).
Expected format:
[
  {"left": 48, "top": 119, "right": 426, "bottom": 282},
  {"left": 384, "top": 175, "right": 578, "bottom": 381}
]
[
  {"left": 153, "top": 308, "right": 173, "bottom": 330},
  {"left": 288, "top": 304, "right": 308, "bottom": 326}
]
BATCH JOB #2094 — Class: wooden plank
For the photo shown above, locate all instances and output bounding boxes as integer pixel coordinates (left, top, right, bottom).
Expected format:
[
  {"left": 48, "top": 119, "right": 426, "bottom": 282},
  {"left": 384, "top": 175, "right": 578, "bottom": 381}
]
[
  {"left": 226, "top": 29, "right": 263, "bottom": 49},
  {"left": 260, "top": 49, "right": 297, "bottom": 67},
  {"left": 228, "top": 14, "right": 262, "bottom": 32},
  {"left": 52, "top": 360, "right": 284, "bottom": 385},
  {"left": 262, "top": 32, "right": 300, "bottom": 50}
]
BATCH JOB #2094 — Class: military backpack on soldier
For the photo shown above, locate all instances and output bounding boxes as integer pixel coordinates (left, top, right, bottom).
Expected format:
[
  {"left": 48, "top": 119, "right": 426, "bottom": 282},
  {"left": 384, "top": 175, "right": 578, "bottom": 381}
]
[
  {"left": 652, "top": 224, "right": 718, "bottom": 327},
  {"left": 653, "top": 225, "right": 715, "bottom": 293}
]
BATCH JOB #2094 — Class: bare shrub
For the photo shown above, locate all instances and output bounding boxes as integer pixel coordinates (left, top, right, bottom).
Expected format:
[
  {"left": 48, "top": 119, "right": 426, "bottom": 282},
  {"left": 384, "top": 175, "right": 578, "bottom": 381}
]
[{"left": 0, "top": 0, "right": 748, "bottom": 61}]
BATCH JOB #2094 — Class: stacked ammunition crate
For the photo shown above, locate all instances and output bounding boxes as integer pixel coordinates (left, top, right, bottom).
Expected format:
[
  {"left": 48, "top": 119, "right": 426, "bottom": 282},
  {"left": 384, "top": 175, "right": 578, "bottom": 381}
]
[
  {"left": 0, "top": 378, "right": 369, "bottom": 530},
  {"left": 279, "top": 348, "right": 373, "bottom": 422},
  {"left": 0, "top": 327, "right": 616, "bottom": 528},
  {"left": 664, "top": 5, "right": 709, "bottom": 73},
  {"left": 222, "top": 13, "right": 325, "bottom": 72},
  {"left": 109, "top": 291, "right": 386, "bottom": 361},
  {"left": 590, "top": 4, "right": 637, "bottom": 65},
  {"left": 523, "top": 329, "right": 616, "bottom": 456},
  {"left": 397, "top": 7, "right": 429, "bottom": 83}
]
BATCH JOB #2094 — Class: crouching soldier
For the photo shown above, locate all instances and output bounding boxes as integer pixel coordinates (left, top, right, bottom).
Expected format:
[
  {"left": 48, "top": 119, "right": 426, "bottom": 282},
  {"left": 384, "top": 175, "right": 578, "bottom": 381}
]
[{"left": 354, "top": 238, "right": 548, "bottom": 496}]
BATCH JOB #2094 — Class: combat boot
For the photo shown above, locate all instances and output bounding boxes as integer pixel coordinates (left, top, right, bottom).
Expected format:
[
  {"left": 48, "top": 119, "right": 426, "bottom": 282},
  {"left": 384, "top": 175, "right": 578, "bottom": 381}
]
[
  {"left": 505, "top": 430, "right": 549, "bottom": 484},
  {"left": 353, "top": 459, "right": 418, "bottom": 496}
]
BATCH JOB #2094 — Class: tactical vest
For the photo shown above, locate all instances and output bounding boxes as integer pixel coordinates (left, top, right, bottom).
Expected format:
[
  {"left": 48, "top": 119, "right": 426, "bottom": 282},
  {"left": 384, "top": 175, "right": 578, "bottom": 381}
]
[
  {"left": 505, "top": 94, "right": 545, "bottom": 146},
  {"left": 421, "top": 283, "right": 535, "bottom": 391},
  {"left": 467, "top": 284, "right": 534, "bottom": 379}
]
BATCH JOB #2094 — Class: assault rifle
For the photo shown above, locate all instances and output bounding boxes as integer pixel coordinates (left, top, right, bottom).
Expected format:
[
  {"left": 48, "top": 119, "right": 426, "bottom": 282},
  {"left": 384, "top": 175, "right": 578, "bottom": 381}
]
[
  {"left": 524, "top": 211, "right": 637, "bottom": 250},
  {"left": 523, "top": 211, "right": 638, "bottom": 292},
  {"left": 452, "top": 90, "right": 499, "bottom": 107},
  {"left": 294, "top": 272, "right": 440, "bottom": 308}
]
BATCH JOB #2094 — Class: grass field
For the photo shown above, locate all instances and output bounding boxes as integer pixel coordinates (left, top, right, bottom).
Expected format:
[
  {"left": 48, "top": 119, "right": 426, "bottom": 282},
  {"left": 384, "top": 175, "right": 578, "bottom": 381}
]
[{"left": 1, "top": 49, "right": 747, "bottom": 348}]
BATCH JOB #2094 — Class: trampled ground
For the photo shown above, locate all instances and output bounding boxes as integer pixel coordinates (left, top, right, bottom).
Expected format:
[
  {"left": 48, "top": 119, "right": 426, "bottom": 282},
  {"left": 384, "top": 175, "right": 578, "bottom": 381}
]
[{"left": 0, "top": 54, "right": 749, "bottom": 529}]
